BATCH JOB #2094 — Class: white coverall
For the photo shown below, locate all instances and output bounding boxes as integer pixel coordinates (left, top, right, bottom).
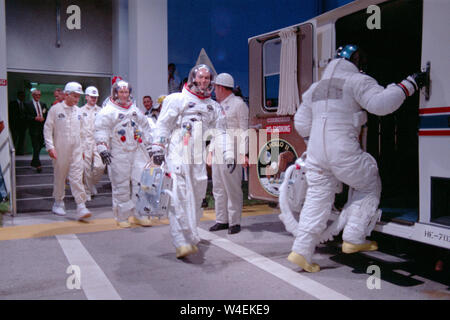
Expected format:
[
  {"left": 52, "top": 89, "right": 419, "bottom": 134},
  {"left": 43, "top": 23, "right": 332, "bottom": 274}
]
[
  {"left": 94, "top": 98, "right": 152, "bottom": 222},
  {"left": 212, "top": 93, "right": 248, "bottom": 227},
  {"left": 80, "top": 104, "right": 105, "bottom": 198},
  {"left": 154, "top": 86, "right": 233, "bottom": 249},
  {"left": 44, "top": 102, "right": 87, "bottom": 205},
  {"left": 292, "top": 58, "right": 416, "bottom": 262}
]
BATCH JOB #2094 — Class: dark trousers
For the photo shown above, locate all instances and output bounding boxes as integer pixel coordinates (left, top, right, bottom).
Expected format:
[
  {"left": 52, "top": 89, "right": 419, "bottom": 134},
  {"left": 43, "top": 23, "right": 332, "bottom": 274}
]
[
  {"left": 30, "top": 133, "right": 43, "bottom": 168},
  {"left": 11, "top": 124, "right": 27, "bottom": 155}
]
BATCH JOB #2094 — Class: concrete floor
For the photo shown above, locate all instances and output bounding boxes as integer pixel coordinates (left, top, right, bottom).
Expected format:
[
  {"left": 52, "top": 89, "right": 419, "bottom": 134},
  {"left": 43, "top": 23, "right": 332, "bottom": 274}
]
[{"left": 1, "top": 205, "right": 449, "bottom": 303}]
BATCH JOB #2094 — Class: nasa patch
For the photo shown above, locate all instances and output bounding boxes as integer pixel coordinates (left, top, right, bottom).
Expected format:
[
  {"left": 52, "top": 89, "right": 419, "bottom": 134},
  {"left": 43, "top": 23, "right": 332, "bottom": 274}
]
[
  {"left": 188, "top": 102, "right": 196, "bottom": 108},
  {"left": 58, "top": 113, "right": 65, "bottom": 119},
  {"left": 118, "top": 113, "right": 125, "bottom": 120},
  {"left": 207, "top": 105, "right": 213, "bottom": 111}
]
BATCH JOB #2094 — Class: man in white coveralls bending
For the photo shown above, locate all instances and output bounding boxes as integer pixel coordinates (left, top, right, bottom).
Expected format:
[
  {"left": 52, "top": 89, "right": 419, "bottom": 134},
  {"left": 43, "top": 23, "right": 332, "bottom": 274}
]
[{"left": 288, "top": 45, "right": 427, "bottom": 272}]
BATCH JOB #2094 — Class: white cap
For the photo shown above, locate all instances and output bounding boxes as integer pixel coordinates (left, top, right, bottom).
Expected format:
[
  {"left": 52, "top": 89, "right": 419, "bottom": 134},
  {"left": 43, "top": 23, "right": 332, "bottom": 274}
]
[
  {"left": 215, "top": 73, "right": 234, "bottom": 89},
  {"left": 85, "top": 86, "right": 99, "bottom": 97},
  {"left": 64, "top": 82, "right": 83, "bottom": 94}
]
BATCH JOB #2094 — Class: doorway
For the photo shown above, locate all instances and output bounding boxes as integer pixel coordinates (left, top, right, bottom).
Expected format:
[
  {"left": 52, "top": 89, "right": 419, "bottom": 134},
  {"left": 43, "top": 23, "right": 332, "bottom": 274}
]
[
  {"left": 335, "top": 0, "right": 423, "bottom": 223},
  {"left": 7, "top": 72, "right": 111, "bottom": 155}
]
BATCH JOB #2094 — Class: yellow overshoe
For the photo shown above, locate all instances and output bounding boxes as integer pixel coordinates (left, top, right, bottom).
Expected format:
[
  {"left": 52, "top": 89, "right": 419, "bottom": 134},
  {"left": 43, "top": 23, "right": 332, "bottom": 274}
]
[
  {"left": 176, "top": 245, "right": 197, "bottom": 259},
  {"left": 129, "top": 216, "right": 152, "bottom": 227},
  {"left": 116, "top": 220, "right": 131, "bottom": 228},
  {"left": 342, "top": 240, "right": 378, "bottom": 254},
  {"left": 287, "top": 252, "right": 320, "bottom": 273}
]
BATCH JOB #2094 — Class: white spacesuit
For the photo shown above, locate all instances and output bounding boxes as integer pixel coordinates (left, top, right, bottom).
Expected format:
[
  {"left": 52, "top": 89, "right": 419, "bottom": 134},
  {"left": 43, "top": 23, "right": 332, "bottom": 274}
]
[
  {"left": 80, "top": 86, "right": 105, "bottom": 201},
  {"left": 44, "top": 82, "right": 91, "bottom": 220},
  {"left": 288, "top": 45, "right": 427, "bottom": 272},
  {"left": 153, "top": 64, "right": 235, "bottom": 258},
  {"left": 94, "top": 80, "right": 153, "bottom": 228}
]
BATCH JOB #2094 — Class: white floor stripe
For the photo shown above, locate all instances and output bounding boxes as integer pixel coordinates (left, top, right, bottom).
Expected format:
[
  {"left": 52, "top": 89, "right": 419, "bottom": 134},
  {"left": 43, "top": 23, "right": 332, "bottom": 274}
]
[
  {"left": 56, "top": 234, "right": 121, "bottom": 300},
  {"left": 198, "top": 228, "right": 351, "bottom": 300}
]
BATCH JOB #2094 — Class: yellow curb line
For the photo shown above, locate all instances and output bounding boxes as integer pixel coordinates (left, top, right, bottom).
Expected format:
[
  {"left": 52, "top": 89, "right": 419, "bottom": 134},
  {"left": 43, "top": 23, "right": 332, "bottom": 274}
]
[{"left": 0, "top": 204, "right": 279, "bottom": 241}]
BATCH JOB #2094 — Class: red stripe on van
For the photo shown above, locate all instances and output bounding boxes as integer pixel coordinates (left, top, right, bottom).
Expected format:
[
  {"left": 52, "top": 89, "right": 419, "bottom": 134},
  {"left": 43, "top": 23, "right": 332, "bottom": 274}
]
[
  {"left": 419, "top": 107, "right": 450, "bottom": 115},
  {"left": 419, "top": 130, "right": 450, "bottom": 136}
]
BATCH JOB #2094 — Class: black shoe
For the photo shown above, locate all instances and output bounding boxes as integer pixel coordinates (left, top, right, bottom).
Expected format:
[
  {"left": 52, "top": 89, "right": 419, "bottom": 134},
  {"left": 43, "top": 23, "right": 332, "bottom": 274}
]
[
  {"left": 228, "top": 225, "right": 241, "bottom": 234},
  {"left": 201, "top": 198, "right": 209, "bottom": 208},
  {"left": 36, "top": 166, "right": 42, "bottom": 173},
  {"left": 209, "top": 223, "right": 229, "bottom": 232}
]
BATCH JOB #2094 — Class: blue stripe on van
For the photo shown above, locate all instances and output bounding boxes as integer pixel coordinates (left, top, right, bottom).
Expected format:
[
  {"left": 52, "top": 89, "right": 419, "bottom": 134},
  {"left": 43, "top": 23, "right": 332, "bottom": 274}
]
[{"left": 419, "top": 114, "right": 450, "bottom": 129}]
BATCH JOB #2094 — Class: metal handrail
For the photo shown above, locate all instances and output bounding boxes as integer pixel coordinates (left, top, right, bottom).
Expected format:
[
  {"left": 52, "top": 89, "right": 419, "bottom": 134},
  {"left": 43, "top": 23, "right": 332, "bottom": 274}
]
[{"left": 1, "top": 130, "right": 17, "bottom": 216}]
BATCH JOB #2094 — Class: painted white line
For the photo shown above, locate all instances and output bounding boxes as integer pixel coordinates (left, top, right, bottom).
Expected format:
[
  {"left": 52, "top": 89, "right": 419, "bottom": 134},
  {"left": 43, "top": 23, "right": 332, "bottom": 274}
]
[
  {"left": 198, "top": 228, "right": 351, "bottom": 300},
  {"left": 56, "top": 234, "right": 121, "bottom": 300}
]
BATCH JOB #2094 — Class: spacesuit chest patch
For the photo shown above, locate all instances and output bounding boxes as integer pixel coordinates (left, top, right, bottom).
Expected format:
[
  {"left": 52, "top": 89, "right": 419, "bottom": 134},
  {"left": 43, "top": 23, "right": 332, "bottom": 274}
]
[
  {"left": 312, "top": 78, "right": 345, "bottom": 102},
  {"left": 83, "top": 113, "right": 88, "bottom": 117},
  {"left": 118, "top": 113, "right": 125, "bottom": 120},
  {"left": 207, "top": 105, "right": 213, "bottom": 111}
]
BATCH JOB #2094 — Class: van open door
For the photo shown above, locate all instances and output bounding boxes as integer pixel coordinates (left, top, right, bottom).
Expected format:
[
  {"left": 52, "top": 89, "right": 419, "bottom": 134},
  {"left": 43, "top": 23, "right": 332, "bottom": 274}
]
[{"left": 248, "top": 23, "right": 314, "bottom": 202}]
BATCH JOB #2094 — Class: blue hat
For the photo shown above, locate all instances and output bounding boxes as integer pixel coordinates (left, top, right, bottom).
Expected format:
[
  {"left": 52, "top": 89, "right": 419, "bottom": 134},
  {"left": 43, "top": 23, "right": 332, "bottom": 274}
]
[{"left": 335, "top": 44, "right": 359, "bottom": 60}]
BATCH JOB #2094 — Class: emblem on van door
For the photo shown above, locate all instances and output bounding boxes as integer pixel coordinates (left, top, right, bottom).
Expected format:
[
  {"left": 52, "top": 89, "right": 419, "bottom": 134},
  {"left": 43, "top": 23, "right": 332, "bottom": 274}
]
[{"left": 257, "top": 139, "right": 297, "bottom": 197}]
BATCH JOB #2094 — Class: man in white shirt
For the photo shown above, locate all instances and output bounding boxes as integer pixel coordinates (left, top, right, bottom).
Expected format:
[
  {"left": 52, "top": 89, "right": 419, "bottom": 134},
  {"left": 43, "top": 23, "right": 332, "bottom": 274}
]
[
  {"left": 207, "top": 73, "right": 249, "bottom": 235},
  {"left": 80, "top": 86, "right": 105, "bottom": 201},
  {"left": 44, "top": 82, "right": 91, "bottom": 221}
]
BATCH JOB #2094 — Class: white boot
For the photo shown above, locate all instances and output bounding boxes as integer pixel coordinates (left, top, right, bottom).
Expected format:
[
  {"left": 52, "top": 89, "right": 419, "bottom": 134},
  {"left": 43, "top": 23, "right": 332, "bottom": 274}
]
[
  {"left": 52, "top": 201, "right": 66, "bottom": 216},
  {"left": 76, "top": 203, "right": 92, "bottom": 221}
]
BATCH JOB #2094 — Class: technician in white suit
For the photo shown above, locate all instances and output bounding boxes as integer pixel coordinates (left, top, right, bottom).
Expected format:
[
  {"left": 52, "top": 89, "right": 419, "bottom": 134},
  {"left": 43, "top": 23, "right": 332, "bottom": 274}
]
[
  {"left": 44, "top": 82, "right": 91, "bottom": 221},
  {"left": 208, "top": 73, "right": 249, "bottom": 235},
  {"left": 80, "top": 86, "right": 105, "bottom": 201}
]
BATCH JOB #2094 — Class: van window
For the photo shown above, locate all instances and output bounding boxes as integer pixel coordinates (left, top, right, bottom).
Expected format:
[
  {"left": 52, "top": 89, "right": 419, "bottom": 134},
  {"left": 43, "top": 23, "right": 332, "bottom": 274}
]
[{"left": 263, "top": 38, "right": 281, "bottom": 111}]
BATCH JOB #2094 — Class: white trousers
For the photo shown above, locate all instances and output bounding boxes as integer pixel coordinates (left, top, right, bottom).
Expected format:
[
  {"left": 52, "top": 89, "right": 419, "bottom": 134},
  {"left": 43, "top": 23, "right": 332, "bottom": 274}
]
[
  {"left": 212, "top": 164, "right": 243, "bottom": 226},
  {"left": 108, "top": 148, "right": 147, "bottom": 222},
  {"left": 292, "top": 151, "right": 381, "bottom": 262},
  {"left": 53, "top": 148, "right": 86, "bottom": 205}
]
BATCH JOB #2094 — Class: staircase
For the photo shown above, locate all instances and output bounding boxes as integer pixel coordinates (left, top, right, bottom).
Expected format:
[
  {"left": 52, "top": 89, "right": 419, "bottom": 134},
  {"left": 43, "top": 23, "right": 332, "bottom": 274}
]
[{"left": 15, "top": 156, "right": 112, "bottom": 213}]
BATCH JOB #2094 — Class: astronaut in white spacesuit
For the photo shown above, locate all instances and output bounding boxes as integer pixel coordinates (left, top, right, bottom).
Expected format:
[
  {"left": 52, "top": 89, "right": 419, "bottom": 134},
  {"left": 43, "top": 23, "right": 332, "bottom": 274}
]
[
  {"left": 288, "top": 45, "right": 427, "bottom": 272},
  {"left": 94, "top": 80, "right": 154, "bottom": 228},
  {"left": 152, "top": 64, "right": 235, "bottom": 259}
]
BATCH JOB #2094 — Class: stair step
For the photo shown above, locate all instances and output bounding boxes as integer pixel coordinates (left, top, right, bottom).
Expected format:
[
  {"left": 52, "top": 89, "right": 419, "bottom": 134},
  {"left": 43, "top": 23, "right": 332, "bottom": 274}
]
[
  {"left": 16, "top": 181, "right": 112, "bottom": 199},
  {"left": 15, "top": 166, "right": 54, "bottom": 175},
  {"left": 16, "top": 174, "right": 109, "bottom": 186},
  {"left": 15, "top": 159, "right": 53, "bottom": 167},
  {"left": 16, "top": 193, "right": 113, "bottom": 213}
]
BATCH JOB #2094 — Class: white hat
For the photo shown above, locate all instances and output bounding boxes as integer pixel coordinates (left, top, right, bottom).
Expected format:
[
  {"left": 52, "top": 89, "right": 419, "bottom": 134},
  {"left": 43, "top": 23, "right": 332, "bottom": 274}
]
[
  {"left": 85, "top": 86, "right": 99, "bottom": 97},
  {"left": 64, "top": 82, "right": 83, "bottom": 94},
  {"left": 215, "top": 73, "right": 234, "bottom": 88}
]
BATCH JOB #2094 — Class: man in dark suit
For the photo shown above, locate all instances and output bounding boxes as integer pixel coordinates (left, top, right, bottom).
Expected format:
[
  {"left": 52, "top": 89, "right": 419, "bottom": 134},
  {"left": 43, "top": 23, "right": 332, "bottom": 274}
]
[
  {"left": 8, "top": 91, "right": 27, "bottom": 155},
  {"left": 24, "top": 89, "right": 48, "bottom": 173}
]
